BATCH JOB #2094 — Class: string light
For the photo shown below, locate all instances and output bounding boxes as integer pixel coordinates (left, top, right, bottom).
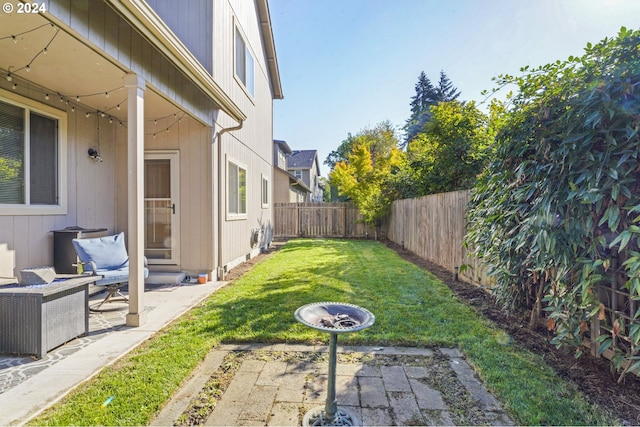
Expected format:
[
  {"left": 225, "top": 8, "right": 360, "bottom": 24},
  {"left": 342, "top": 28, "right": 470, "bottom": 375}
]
[{"left": 2, "top": 22, "right": 188, "bottom": 137}]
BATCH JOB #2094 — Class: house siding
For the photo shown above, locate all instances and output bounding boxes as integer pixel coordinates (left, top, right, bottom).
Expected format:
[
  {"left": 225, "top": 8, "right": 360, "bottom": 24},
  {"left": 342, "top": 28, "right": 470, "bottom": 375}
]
[
  {"left": 146, "top": 0, "right": 214, "bottom": 74},
  {"left": 0, "top": 0, "right": 277, "bottom": 279},
  {"left": 213, "top": 0, "right": 275, "bottom": 270}
]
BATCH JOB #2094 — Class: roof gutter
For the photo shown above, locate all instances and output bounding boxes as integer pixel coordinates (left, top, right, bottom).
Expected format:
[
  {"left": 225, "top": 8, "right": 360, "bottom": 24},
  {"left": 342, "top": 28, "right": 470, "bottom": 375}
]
[
  {"left": 106, "top": 0, "right": 246, "bottom": 121},
  {"left": 256, "top": 0, "right": 283, "bottom": 99},
  {"left": 216, "top": 120, "right": 244, "bottom": 280}
]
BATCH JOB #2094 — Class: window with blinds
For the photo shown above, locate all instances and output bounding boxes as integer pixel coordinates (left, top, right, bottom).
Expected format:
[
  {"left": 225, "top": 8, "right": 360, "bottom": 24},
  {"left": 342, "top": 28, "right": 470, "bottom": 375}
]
[{"left": 0, "top": 97, "right": 60, "bottom": 208}]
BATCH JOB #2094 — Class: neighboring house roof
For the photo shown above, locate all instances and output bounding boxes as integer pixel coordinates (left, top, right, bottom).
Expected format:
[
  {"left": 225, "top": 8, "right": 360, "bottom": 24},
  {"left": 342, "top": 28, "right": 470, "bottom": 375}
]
[
  {"left": 288, "top": 150, "right": 317, "bottom": 170},
  {"left": 274, "top": 139, "right": 292, "bottom": 155}
]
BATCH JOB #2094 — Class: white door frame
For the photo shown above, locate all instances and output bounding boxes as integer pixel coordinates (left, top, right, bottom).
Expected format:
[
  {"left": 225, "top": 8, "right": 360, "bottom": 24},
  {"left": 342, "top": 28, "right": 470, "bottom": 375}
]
[{"left": 144, "top": 150, "right": 180, "bottom": 265}]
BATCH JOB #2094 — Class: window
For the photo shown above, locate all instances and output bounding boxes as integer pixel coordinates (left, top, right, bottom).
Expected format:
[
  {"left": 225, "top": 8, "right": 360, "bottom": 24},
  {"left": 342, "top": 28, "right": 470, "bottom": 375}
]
[
  {"left": 228, "top": 160, "right": 246, "bottom": 215},
  {"left": 235, "top": 26, "right": 254, "bottom": 97},
  {"left": 261, "top": 175, "right": 269, "bottom": 207},
  {"left": 0, "top": 91, "right": 66, "bottom": 215},
  {"left": 294, "top": 170, "right": 302, "bottom": 179}
]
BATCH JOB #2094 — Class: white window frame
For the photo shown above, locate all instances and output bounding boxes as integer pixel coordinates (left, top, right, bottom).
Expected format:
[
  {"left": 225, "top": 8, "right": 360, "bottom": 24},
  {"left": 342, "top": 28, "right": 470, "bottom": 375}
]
[
  {"left": 0, "top": 88, "right": 67, "bottom": 215},
  {"left": 227, "top": 157, "right": 247, "bottom": 219},
  {"left": 294, "top": 170, "right": 302, "bottom": 179},
  {"left": 234, "top": 24, "right": 255, "bottom": 98},
  {"left": 261, "top": 174, "right": 269, "bottom": 208}
]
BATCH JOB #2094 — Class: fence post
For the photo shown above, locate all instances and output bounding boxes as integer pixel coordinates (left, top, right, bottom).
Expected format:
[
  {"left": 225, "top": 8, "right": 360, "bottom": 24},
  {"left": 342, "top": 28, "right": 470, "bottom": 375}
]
[{"left": 343, "top": 204, "right": 347, "bottom": 238}]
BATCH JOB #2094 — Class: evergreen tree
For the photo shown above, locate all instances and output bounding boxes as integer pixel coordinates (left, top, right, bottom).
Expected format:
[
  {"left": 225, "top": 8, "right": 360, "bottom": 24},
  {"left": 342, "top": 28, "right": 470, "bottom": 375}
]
[
  {"left": 409, "top": 72, "right": 438, "bottom": 116},
  {"left": 436, "top": 70, "right": 461, "bottom": 103},
  {"left": 404, "top": 70, "right": 460, "bottom": 145}
]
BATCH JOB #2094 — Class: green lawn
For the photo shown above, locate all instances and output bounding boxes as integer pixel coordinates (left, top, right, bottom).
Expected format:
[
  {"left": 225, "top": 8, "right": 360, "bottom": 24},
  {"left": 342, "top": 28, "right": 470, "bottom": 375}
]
[{"left": 32, "top": 239, "right": 616, "bottom": 425}]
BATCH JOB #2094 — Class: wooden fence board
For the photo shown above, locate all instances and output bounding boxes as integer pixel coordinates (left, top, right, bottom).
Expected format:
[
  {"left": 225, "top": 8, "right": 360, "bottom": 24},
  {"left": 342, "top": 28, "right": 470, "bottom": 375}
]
[
  {"left": 274, "top": 203, "right": 375, "bottom": 238},
  {"left": 385, "top": 190, "right": 492, "bottom": 287}
]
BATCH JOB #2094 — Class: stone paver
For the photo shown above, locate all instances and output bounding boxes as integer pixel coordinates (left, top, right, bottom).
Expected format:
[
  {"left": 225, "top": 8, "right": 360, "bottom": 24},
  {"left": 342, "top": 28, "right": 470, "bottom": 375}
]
[
  {"left": 335, "top": 375, "right": 360, "bottom": 406},
  {"left": 449, "top": 357, "right": 503, "bottom": 411},
  {"left": 388, "top": 391, "right": 425, "bottom": 425},
  {"left": 255, "top": 361, "right": 287, "bottom": 386},
  {"left": 358, "top": 376, "right": 389, "bottom": 408},
  {"left": 267, "top": 402, "right": 299, "bottom": 426},
  {"left": 205, "top": 400, "right": 244, "bottom": 426},
  {"left": 381, "top": 365, "right": 412, "bottom": 391},
  {"left": 239, "top": 385, "right": 279, "bottom": 422},
  {"left": 361, "top": 407, "right": 394, "bottom": 426},
  {"left": 410, "top": 378, "right": 446, "bottom": 410}
]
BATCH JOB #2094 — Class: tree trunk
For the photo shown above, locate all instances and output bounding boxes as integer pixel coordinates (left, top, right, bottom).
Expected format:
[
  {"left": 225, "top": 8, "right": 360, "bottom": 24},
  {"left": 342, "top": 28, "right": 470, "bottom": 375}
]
[{"left": 528, "top": 281, "right": 545, "bottom": 329}]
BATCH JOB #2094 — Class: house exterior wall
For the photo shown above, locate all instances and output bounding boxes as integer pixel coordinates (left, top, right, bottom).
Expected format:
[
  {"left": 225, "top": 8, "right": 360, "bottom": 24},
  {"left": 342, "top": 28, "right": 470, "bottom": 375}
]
[
  {"left": 211, "top": 0, "right": 276, "bottom": 271},
  {"left": 145, "top": 0, "right": 214, "bottom": 74},
  {"left": 0, "top": 0, "right": 277, "bottom": 278},
  {"left": 273, "top": 170, "right": 291, "bottom": 205},
  {"left": 0, "top": 84, "right": 119, "bottom": 277}
]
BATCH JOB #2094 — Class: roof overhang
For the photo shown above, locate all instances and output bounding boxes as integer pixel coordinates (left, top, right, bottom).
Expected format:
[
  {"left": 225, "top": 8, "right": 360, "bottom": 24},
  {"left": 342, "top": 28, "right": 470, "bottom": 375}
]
[
  {"left": 256, "top": 0, "right": 283, "bottom": 100},
  {"left": 274, "top": 139, "right": 292, "bottom": 154},
  {"left": 106, "top": 0, "right": 247, "bottom": 121},
  {"left": 275, "top": 166, "right": 310, "bottom": 192}
]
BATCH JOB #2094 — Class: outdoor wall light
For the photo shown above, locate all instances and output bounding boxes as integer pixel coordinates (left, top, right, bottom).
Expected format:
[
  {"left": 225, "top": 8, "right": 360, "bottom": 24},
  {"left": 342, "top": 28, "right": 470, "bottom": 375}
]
[{"left": 88, "top": 148, "right": 103, "bottom": 162}]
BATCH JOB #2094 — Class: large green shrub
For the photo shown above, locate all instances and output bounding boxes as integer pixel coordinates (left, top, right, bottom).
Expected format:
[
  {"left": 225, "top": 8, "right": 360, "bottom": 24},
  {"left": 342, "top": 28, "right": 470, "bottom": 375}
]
[{"left": 466, "top": 27, "right": 640, "bottom": 379}]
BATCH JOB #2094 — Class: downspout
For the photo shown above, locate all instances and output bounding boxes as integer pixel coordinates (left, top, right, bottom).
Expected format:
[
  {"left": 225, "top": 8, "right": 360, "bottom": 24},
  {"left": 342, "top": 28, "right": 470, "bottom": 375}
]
[{"left": 215, "top": 120, "right": 244, "bottom": 281}]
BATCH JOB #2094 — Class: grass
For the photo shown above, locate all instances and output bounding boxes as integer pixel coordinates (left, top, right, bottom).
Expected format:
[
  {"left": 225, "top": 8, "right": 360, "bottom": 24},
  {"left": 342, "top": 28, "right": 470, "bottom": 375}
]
[{"left": 31, "top": 239, "right": 616, "bottom": 425}]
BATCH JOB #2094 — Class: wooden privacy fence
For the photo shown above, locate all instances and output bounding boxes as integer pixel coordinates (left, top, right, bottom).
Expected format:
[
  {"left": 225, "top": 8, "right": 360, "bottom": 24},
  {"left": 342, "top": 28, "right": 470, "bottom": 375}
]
[
  {"left": 385, "top": 190, "right": 491, "bottom": 288},
  {"left": 385, "top": 189, "right": 638, "bottom": 371},
  {"left": 274, "top": 202, "right": 376, "bottom": 238}
]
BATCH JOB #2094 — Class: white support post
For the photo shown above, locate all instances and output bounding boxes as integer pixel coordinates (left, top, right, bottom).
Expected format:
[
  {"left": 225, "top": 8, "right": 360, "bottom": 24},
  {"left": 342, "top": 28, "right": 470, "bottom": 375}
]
[{"left": 124, "top": 73, "right": 147, "bottom": 327}]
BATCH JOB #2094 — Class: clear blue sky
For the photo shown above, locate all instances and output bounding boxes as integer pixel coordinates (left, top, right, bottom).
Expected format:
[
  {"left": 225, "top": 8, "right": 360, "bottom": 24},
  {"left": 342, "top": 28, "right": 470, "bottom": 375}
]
[{"left": 268, "top": 0, "right": 640, "bottom": 177}]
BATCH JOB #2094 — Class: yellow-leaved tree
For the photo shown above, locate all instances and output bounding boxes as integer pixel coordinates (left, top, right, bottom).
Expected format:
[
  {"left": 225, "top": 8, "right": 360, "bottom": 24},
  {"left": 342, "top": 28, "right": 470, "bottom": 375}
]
[{"left": 329, "top": 121, "right": 403, "bottom": 235}]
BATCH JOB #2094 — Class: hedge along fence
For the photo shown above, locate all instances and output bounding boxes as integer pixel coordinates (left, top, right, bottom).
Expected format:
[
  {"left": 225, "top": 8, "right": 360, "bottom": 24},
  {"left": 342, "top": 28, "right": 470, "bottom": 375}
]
[{"left": 385, "top": 190, "right": 639, "bottom": 373}]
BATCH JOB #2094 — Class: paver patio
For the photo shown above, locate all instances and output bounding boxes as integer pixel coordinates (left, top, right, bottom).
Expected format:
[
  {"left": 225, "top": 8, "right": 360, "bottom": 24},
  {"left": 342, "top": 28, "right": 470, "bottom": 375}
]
[{"left": 152, "top": 344, "right": 514, "bottom": 426}]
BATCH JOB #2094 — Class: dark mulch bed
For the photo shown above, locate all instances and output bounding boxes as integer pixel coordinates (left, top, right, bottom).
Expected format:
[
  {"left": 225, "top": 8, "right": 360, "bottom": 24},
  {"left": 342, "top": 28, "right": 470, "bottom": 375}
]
[{"left": 226, "top": 238, "right": 640, "bottom": 424}]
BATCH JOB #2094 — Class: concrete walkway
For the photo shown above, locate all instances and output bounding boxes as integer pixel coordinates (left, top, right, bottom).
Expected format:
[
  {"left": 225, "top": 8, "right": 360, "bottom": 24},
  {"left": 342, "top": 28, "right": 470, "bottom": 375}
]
[{"left": 0, "top": 280, "right": 227, "bottom": 426}]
